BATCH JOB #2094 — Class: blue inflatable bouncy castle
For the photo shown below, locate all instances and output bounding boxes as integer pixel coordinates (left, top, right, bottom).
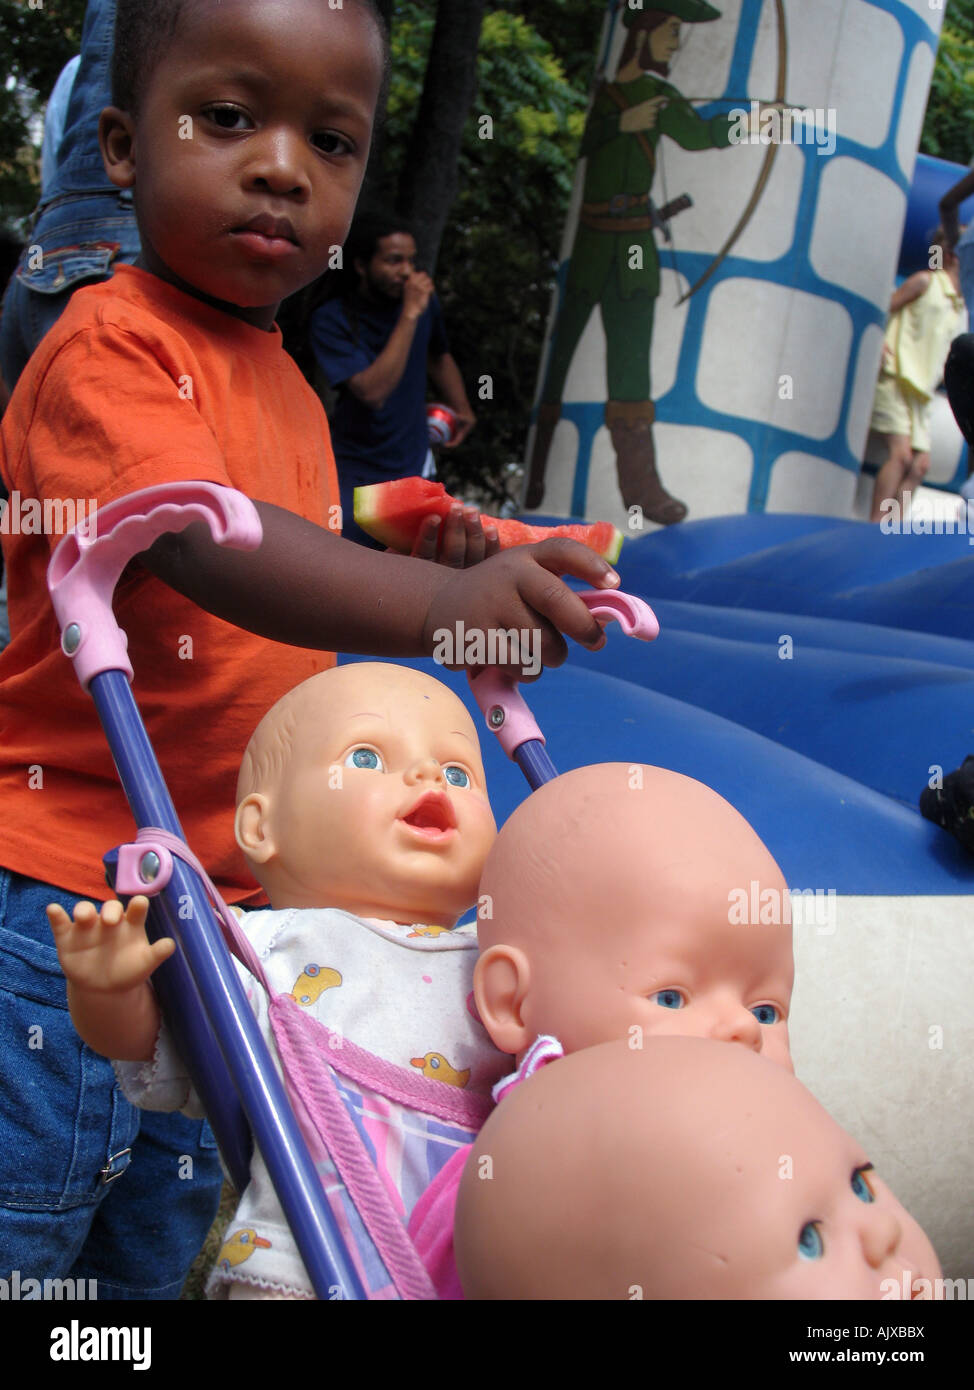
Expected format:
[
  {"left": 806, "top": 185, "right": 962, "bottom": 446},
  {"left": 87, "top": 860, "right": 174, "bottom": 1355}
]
[{"left": 462, "top": 0, "right": 974, "bottom": 1279}]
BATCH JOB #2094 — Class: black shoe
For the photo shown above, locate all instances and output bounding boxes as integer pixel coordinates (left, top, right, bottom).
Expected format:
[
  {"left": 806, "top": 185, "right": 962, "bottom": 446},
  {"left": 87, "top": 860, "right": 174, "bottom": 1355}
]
[{"left": 919, "top": 754, "right": 974, "bottom": 855}]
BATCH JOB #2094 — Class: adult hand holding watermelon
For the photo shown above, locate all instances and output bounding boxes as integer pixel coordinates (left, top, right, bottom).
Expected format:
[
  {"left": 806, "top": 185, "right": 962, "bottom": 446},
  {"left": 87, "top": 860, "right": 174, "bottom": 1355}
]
[{"left": 354, "top": 478, "right": 623, "bottom": 564}]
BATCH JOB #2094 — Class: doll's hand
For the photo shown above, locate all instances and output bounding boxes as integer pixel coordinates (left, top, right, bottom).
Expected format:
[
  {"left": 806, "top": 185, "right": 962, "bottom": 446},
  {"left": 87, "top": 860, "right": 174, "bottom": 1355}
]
[
  {"left": 409, "top": 504, "right": 500, "bottom": 568},
  {"left": 47, "top": 896, "right": 175, "bottom": 994},
  {"left": 422, "top": 538, "right": 618, "bottom": 679}
]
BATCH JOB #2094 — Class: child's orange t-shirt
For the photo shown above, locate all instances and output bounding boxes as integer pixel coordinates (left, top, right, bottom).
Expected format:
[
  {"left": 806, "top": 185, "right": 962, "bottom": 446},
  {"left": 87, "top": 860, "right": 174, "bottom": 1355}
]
[{"left": 0, "top": 264, "right": 339, "bottom": 901}]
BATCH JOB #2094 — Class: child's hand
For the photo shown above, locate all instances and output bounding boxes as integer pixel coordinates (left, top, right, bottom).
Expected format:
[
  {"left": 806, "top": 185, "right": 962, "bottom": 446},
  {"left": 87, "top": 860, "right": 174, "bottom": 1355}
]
[
  {"left": 421, "top": 538, "right": 619, "bottom": 679},
  {"left": 408, "top": 504, "right": 500, "bottom": 568},
  {"left": 47, "top": 896, "right": 175, "bottom": 994}
]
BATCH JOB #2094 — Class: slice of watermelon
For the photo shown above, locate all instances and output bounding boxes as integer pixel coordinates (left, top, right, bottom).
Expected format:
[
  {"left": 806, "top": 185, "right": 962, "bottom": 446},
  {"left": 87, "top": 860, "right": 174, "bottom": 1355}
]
[{"left": 353, "top": 478, "right": 623, "bottom": 562}]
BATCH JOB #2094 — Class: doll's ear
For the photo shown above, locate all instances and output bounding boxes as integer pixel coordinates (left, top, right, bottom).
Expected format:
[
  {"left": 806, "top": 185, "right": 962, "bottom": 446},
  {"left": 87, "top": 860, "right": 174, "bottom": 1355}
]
[
  {"left": 473, "top": 945, "right": 532, "bottom": 1056},
  {"left": 99, "top": 107, "right": 137, "bottom": 189},
  {"left": 235, "top": 794, "right": 277, "bottom": 865}
]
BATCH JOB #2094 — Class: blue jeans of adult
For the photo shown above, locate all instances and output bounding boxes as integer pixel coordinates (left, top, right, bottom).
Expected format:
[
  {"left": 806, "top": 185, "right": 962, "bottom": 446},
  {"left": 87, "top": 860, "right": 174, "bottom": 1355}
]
[
  {"left": 0, "top": 191, "right": 140, "bottom": 651},
  {"left": 0, "top": 0, "right": 131, "bottom": 389},
  {"left": 0, "top": 190, "right": 140, "bottom": 392},
  {"left": 0, "top": 867, "right": 222, "bottom": 1298}
]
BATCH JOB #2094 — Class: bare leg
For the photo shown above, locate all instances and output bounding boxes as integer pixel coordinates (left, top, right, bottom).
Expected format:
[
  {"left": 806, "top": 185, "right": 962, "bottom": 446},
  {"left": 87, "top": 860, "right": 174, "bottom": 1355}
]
[
  {"left": 870, "top": 433, "right": 913, "bottom": 522},
  {"left": 903, "top": 450, "right": 931, "bottom": 499}
]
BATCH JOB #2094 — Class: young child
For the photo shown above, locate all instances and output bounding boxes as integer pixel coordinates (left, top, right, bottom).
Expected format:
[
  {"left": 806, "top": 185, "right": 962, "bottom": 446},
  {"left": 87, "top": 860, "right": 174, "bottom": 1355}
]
[
  {"left": 454, "top": 1037, "right": 942, "bottom": 1300},
  {"left": 51, "top": 663, "right": 512, "bottom": 1299},
  {"left": 408, "top": 761, "right": 796, "bottom": 1294},
  {"left": 868, "top": 232, "right": 965, "bottom": 521},
  {"left": 0, "top": 0, "right": 617, "bottom": 1297}
]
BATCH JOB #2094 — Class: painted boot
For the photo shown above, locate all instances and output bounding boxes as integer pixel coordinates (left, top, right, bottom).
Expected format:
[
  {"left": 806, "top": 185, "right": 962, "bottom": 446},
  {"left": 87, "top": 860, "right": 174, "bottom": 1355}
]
[{"left": 605, "top": 399, "right": 687, "bottom": 526}]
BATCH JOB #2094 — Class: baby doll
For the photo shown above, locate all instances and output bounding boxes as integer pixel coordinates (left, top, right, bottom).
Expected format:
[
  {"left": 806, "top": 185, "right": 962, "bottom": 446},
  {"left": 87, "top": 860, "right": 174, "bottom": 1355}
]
[
  {"left": 408, "top": 761, "right": 796, "bottom": 1293},
  {"left": 454, "top": 1037, "right": 942, "bottom": 1300},
  {"left": 473, "top": 761, "right": 794, "bottom": 1068},
  {"left": 50, "top": 662, "right": 505, "bottom": 1300}
]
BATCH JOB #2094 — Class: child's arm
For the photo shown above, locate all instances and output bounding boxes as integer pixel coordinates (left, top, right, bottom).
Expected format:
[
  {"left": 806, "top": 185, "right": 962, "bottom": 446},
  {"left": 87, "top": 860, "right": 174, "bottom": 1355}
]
[
  {"left": 889, "top": 272, "right": 931, "bottom": 315},
  {"left": 939, "top": 168, "right": 974, "bottom": 251},
  {"left": 47, "top": 896, "right": 173, "bottom": 1062},
  {"left": 142, "top": 499, "right": 616, "bottom": 673}
]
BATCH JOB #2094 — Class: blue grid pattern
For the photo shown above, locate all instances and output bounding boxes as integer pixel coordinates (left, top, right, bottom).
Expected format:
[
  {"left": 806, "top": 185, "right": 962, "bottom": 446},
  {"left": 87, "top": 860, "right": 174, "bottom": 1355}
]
[{"left": 549, "top": 0, "right": 947, "bottom": 518}]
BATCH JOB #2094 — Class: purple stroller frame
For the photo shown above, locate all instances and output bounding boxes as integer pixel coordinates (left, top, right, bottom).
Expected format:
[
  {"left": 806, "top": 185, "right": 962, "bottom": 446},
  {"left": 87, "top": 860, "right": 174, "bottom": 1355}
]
[{"left": 48, "top": 480, "right": 657, "bottom": 1299}]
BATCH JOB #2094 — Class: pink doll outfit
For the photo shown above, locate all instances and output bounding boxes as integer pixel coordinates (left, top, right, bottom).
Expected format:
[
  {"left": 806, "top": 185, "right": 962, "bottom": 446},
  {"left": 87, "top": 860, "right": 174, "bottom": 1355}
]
[
  {"left": 407, "top": 1034, "right": 565, "bottom": 1298},
  {"left": 115, "top": 906, "right": 512, "bottom": 1299}
]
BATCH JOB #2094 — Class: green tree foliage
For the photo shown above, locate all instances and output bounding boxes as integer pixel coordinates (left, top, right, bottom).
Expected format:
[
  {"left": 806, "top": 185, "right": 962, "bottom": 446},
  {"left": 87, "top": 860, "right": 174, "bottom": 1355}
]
[
  {"left": 920, "top": 0, "right": 974, "bottom": 164},
  {"left": 381, "top": 2, "right": 603, "bottom": 504},
  {"left": 0, "top": 0, "right": 87, "bottom": 222}
]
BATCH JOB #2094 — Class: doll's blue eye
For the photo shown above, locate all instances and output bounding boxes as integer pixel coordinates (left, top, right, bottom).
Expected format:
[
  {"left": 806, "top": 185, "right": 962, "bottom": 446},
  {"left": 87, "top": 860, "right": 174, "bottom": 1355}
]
[
  {"left": 851, "top": 1166, "right": 876, "bottom": 1203},
  {"left": 798, "top": 1222, "right": 824, "bottom": 1259},
  {"left": 444, "top": 765, "right": 470, "bottom": 788},
  {"left": 750, "top": 1003, "right": 779, "bottom": 1026},
  {"left": 651, "top": 989, "right": 685, "bottom": 1009},
  {"left": 345, "top": 747, "right": 383, "bottom": 771}
]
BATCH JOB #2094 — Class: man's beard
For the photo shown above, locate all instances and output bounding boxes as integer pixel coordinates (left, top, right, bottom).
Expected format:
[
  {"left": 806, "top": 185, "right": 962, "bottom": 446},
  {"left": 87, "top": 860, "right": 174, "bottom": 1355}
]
[{"left": 366, "top": 275, "right": 403, "bottom": 302}]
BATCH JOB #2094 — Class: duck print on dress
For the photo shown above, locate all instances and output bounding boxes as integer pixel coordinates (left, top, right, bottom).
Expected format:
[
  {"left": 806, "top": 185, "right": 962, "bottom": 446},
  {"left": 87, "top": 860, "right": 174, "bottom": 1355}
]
[
  {"left": 290, "top": 963, "right": 342, "bottom": 1006},
  {"left": 409, "top": 1052, "right": 470, "bottom": 1087},
  {"left": 217, "top": 1228, "right": 272, "bottom": 1272}
]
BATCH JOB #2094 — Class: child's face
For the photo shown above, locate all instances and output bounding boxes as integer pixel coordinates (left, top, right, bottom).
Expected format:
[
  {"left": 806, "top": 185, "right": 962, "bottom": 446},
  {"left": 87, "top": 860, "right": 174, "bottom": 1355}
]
[
  {"left": 246, "top": 666, "right": 496, "bottom": 923},
  {"left": 115, "top": 0, "right": 382, "bottom": 327}
]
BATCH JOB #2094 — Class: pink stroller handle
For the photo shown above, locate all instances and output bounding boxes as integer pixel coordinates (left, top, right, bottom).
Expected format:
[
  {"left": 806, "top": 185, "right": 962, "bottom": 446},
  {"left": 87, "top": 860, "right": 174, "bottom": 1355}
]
[
  {"left": 468, "top": 589, "right": 659, "bottom": 779},
  {"left": 574, "top": 587, "right": 660, "bottom": 640},
  {"left": 467, "top": 668, "right": 546, "bottom": 759},
  {"left": 47, "top": 481, "right": 262, "bottom": 690},
  {"left": 46, "top": 482, "right": 368, "bottom": 1296}
]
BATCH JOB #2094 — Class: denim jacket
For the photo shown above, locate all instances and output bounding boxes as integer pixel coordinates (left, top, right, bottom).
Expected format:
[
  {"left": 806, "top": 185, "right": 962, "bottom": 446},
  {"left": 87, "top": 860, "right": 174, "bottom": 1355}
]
[{"left": 0, "top": 0, "right": 140, "bottom": 389}]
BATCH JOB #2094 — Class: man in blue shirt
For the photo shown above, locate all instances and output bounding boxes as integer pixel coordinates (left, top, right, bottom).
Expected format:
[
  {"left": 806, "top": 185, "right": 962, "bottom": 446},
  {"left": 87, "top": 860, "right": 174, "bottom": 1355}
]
[{"left": 310, "top": 214, "right": 475, "bottom": 546}]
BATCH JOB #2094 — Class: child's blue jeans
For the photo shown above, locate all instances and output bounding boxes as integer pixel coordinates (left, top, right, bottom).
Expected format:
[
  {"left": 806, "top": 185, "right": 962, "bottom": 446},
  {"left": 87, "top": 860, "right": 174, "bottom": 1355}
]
[{"left": 0, "top": 868, "right": 223, "bottom": 1298}]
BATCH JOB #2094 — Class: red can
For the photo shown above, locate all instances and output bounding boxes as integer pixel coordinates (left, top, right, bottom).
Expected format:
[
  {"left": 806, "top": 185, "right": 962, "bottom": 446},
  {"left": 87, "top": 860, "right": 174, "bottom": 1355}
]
[{"left": 427, "top": 402, "right": 458, "bottom": 446}]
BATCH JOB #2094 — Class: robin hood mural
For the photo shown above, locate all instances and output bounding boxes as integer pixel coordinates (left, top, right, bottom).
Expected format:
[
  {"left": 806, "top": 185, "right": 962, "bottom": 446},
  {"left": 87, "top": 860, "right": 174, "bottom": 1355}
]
[{"left": 526, "top": 0, "right": 787, "bottom": 526}]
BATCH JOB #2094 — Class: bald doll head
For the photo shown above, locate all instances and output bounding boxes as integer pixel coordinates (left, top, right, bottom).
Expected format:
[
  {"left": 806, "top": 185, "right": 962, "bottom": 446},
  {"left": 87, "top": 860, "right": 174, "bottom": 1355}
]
[
  {"left": 474, "top": 763, "right": 795, "bottom": 1067},
  {"left": 235, "top": 663, "right": 496, "bottom": 922},
  {"left": 455, "top": 1038, "right": 941, "bottom": 1300}
]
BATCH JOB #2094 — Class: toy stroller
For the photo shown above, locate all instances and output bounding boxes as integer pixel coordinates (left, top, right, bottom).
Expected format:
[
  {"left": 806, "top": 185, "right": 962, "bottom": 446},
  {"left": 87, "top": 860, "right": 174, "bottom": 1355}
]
[{"left": 48, "top": 480, "right": 657, "bottom": 1299}]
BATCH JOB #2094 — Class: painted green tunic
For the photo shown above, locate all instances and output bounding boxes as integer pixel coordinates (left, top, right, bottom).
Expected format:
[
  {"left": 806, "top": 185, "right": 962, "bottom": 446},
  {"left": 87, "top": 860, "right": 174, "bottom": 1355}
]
[
  {"left": 542, "top": 76, "right": 733, "bottom": 403},
  {"left": 569, "top": 76, "right": 734, "bottom": 301}
]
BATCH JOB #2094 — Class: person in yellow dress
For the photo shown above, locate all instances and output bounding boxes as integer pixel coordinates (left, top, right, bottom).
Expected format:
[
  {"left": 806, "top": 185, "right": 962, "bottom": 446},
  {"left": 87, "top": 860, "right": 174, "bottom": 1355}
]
[{"left": 868, "top": 233, "right": 965, "bottom": 522}]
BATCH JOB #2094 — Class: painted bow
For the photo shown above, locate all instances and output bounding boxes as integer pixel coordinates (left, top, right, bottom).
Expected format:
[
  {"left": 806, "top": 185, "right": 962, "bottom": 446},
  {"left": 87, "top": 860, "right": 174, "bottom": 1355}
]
[{"left": 675, "top": 0, "right": 788, "bottom": 305}]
